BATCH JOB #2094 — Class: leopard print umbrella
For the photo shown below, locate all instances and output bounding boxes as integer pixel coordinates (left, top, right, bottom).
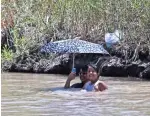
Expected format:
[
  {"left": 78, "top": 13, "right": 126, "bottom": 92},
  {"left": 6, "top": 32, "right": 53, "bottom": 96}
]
[{"left": 41, "top": 38, "right": 109, "bottom": 54}]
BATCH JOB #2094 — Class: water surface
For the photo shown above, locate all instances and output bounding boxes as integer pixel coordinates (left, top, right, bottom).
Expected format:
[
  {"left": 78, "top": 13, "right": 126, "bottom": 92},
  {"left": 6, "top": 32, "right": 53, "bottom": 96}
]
[{"left": 1, "top": 73, "right": 150, "bottom": 116}]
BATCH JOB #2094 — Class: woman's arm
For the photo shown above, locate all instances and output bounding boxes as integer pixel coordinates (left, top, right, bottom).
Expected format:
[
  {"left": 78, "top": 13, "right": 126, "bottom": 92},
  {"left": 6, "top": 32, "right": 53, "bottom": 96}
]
[{"left": 64, "top": 72, "right": 76, "bottom": 88}]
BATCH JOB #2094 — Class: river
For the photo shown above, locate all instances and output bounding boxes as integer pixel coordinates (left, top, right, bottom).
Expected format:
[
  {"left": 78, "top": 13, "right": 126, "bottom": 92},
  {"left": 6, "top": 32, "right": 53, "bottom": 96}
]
[{"left": 1, "top": 73, "right": 150, "bottom": 116}]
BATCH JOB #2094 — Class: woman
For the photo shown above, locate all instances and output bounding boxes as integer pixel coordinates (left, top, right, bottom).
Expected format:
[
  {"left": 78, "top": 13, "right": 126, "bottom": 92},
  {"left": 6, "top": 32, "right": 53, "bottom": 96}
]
[
  {"left": 64, "top": 65, "right": 88, "bottom": 88},
  {"left": 83, "top": 64, "right": 108, "bottom": 92}
]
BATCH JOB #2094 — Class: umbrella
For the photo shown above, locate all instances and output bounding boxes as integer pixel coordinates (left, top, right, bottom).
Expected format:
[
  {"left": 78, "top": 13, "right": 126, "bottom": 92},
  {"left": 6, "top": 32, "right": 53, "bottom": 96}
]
[{"left": 41, "top": 38, "right": 109, "bottom": 68}]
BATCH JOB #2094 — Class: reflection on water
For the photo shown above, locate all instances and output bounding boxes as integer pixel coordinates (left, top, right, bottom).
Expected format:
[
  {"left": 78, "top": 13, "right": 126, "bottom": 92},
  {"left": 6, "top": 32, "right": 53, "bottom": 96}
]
[{"left": 1, "top": 73, "right": 150, "bottom": 116}]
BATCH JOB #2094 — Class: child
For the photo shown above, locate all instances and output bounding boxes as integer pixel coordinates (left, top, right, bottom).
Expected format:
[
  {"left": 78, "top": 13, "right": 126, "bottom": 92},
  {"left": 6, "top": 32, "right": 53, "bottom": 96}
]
[{"left": 83, "top": 64, "right": 108, "bottom": 92}]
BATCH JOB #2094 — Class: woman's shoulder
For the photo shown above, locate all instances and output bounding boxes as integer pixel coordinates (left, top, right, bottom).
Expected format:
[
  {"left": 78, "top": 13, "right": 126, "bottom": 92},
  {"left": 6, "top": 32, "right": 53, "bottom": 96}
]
[{"left": 71, "top": 83, "right": 84, "bottom": 88}]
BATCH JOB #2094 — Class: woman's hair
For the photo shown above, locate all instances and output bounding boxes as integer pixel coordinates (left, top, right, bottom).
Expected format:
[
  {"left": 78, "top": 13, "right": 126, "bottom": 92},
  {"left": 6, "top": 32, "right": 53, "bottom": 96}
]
[{"left": 81, "top": 65, "right": 88, "bottom": 72}]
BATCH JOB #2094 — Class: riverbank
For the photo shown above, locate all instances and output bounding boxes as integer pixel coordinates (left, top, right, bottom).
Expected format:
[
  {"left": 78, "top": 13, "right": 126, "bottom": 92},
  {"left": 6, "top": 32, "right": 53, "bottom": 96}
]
[
  {"left": 2, "top": 43, "right": 150, "bottom": 80},
  {"left": 2, "top": 0, "right": 150, "bottom": 80}
]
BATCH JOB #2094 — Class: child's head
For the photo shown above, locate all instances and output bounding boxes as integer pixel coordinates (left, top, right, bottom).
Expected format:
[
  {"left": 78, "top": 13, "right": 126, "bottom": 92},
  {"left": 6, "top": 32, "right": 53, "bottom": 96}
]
[{"left": 87, "top": 64, "right": 100, "bottom": 83}]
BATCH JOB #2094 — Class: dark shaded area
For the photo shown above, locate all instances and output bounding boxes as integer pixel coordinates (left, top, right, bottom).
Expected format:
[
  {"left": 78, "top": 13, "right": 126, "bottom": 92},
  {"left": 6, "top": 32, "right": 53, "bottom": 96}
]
[
  {"left": 100, "top": 57, "right": 128, "bottom": 77},
  {"left": 139, "top": 66, "right": 150, "bottom": 80},
  {"left": 1, "top": 28, "right": 15, "bottom": 50}
]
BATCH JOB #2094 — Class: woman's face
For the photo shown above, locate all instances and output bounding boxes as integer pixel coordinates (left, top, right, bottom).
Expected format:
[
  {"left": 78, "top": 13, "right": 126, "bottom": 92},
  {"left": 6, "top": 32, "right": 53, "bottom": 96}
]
[
  {"left": 87, "top": 66, "right": 99, "bottom": 83},
  {"left": 79, "top": 69, "right": 88, "bottom": 83}
]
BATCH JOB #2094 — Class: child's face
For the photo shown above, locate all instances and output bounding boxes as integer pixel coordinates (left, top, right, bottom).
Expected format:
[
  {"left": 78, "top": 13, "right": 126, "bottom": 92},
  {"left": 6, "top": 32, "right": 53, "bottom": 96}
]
[{"left": 87, "top": 66, "right": 98, "bottom": 83}]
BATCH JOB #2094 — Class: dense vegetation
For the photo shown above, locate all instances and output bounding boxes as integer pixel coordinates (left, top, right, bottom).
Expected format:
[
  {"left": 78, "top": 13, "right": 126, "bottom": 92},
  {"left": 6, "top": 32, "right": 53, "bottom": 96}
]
[{"left": 1, "top": 0, "right": 150, "bottom": 62}]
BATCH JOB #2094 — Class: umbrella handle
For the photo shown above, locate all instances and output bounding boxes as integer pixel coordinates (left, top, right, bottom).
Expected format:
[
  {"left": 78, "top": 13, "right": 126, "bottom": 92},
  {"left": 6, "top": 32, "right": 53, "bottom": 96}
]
[{"left": 72, "top": 53, "right": 75, "bottom": 68}]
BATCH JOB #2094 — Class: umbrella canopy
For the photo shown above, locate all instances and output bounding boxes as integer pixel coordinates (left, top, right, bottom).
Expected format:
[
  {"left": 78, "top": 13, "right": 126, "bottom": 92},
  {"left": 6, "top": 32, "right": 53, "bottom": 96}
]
[
  {"left": 41, "top": 38, "right": 109, "bottom": 68},
  {"left": 41, "top": 38, "right": 109, "bottom": 54}
]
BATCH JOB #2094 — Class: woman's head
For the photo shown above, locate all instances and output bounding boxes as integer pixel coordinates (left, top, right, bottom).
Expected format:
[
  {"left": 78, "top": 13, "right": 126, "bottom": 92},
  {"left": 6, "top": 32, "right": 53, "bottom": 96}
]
[
  {"left": 79, "top": 65, "right": 88, "bottom": 83},
  {"left": 87, "top": 64, "right": 100, "bottom": 83}
]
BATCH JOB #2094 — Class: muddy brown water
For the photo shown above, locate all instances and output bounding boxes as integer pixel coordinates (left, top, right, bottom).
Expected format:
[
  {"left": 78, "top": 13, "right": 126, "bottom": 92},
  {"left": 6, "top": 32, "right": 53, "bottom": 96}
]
[{"left": 1, "top": 73, "right": 150, "bottom": 116}]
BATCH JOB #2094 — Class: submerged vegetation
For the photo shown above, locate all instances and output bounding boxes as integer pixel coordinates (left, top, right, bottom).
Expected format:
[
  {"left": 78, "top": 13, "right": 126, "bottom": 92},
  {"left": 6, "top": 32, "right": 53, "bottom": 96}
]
[{"left": 1, "top": 0, "right": 150, "bottom": 61}]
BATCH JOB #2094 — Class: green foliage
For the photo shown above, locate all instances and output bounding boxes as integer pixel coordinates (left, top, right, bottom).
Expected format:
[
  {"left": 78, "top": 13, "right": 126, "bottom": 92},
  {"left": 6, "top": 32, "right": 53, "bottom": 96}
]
[
  {"left": 12, "top": 28, "right": 29, "bottom": 56},
  {"left": 1, "top": 0, "right": 150, "bottom": 55},
  {"left": 1, "top": 45, "right": 14, "bottom": 61}
]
